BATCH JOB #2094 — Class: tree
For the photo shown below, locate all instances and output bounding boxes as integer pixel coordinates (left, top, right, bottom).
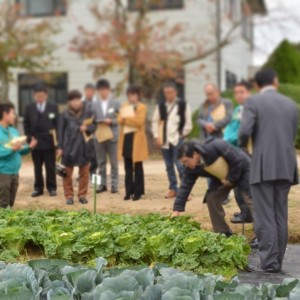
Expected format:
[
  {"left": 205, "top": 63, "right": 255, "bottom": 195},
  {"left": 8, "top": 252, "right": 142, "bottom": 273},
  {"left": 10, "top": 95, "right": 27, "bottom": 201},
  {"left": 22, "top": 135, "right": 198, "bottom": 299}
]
[
  {"left": 71, "top": 0, "right": 244, "bottom": 99},
  {"left": 264, "top": 39, "right": 300, "bottom": 84},
  {"left": 0, "top": 0, "right": 59, "bottom": 102}
]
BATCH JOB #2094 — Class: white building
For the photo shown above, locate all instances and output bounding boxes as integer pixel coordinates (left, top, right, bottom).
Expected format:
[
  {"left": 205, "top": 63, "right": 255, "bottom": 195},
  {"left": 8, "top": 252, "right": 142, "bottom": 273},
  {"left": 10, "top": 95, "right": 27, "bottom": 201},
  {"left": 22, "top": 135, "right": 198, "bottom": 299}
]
[{"left": 9, "top": 0, "right": 266, "bottom": 115}]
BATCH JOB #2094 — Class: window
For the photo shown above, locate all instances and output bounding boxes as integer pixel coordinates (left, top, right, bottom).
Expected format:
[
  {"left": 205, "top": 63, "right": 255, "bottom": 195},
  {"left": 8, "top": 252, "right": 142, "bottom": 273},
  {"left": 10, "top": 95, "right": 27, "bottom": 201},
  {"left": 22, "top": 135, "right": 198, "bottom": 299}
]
[
  {"left": 242, "top": 16, "right": 253, "bottom": 42},
  {"left": 223, "top": 0, "right": 240, "bottom": 21},
  {"left": 225, "top": 70, "right": 237, "bottom": 90},
  {"left": 16, "top": 0, "right": 66, "bottom": 17},
  {"left": 128, "top": 0, "right": 183, "bottom": 11},
  {"left": 18, "top": 73, "right": 68, "bottom": 116}
]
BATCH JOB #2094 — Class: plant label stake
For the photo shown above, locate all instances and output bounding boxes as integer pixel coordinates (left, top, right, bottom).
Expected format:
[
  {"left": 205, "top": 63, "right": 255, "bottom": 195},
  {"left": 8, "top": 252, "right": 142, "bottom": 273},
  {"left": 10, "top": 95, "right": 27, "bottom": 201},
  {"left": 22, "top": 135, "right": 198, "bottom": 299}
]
[{"left": 92, "top": 175, "right": 101, "bottom": 214}]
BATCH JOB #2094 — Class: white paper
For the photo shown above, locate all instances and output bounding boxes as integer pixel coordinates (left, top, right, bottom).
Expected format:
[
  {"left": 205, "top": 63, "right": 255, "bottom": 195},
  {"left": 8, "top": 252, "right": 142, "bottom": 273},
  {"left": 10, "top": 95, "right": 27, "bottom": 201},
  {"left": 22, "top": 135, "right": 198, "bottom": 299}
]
[{"left": 92, "top": 174, "right": 101, "bottom": 185}]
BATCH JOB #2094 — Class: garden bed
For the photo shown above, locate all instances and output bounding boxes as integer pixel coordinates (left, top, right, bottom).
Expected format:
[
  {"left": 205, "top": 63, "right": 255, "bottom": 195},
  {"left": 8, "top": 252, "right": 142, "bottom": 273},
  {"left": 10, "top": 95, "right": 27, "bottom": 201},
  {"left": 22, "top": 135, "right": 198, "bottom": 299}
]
[{"left": 0, "top": 209, "right": 250, "bottom": 277}]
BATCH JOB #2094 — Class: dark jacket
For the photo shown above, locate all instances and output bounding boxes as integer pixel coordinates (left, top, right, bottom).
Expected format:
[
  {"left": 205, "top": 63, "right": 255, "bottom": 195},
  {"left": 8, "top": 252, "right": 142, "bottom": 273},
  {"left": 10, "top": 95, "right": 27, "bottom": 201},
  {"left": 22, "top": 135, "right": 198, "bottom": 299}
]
[
  {"left": 239, "top": 89, "right": 299, "bottom": 185},
  {"left": 173, "top": 138, "right": 250, "bottom": 212},
  {"left": 58, "top": 103, "right": 96, "bottom": 167},
  {"left": 23, "top": 102, "right": 59, "bottom": 150}
]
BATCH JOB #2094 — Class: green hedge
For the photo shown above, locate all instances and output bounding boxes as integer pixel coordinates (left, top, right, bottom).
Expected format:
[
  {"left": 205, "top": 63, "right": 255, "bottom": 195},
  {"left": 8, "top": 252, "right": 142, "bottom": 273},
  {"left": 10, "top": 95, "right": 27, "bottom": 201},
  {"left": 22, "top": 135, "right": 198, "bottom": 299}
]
[
  {"left": 190, "top": 84, "right": 300, "bottom": 148},
  {"left": 264, "top": 40, "right": 300, "bottom": 84}
]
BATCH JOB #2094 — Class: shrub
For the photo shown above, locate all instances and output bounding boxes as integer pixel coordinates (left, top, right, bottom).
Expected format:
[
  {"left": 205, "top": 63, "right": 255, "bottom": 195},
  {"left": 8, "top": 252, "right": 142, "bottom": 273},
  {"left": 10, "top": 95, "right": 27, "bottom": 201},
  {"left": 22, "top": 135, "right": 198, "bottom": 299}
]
[{"left": 264, "top": 40, "right": 300, "bottom": 84}]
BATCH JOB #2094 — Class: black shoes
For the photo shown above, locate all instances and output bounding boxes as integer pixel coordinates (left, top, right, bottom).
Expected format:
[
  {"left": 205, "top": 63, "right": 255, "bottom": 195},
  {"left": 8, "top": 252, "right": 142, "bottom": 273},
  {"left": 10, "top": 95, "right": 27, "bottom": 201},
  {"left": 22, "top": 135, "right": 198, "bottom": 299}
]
[
  {"left": 123, "top": 194, "right": 142, "bottom": 201},
  {"left": 97, "top": 185, "right": 107, "bottom": 193},
  {"left": 66, "top": 198, "right": 88, "bottom": 205},
  {"left": 49, "top": 191, "right": 57, "bottom": 197},
  {"left": 79, "top": 198, "right": 88, "bottom": 204},
  {"left": 66, "top": 198, "right": 74, "bottom": 205},
  {"left": 249, "top": 238, "right": 259, "bottom": 249},
  {"left": 31, "top": 191, "right": 57, "bottom": 197},
  {"left": 225, "top": 230, "right": 233, "bottom": 237},
  {"left": 245, "top": 263, "right": 281, "bottom": 274},
  {"left": 132, "top": 195, "right": 142, "bottom": 201},
  {"left": 96, "top": 185, "right": 118, "bottom": 194},
  {"left": 31, "top": 191, "right": 44, "bottom": 198},
  {"left": 230, "top": 215, "right": 253, "bottom": 224},
  {"left": 111, "top": 187, "right": 118, "bottom": 194}
]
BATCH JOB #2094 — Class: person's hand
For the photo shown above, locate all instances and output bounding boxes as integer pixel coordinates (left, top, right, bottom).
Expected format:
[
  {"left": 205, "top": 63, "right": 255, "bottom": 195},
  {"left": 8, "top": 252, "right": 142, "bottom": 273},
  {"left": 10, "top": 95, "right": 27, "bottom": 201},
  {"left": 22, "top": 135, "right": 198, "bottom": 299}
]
[
  {"left": 171, "top": 211, "right": 181, "bottom": 218},
  {"left": 12, "top": 142, "right": 22, "bottom": 152},
  {"left": 29, "top": 138, "right": 38, "bottom": 149},
  {"left": 221, "top": 179, "right": 233, "bottom": 188},
  {"left": 56, "top": 149, "right": 63, "bottom": 158},
  {"left": 80, "top": 125, "right": 88, "bottom": 133},
  {"left": 104, "top": 118, "right": 112, "bottom": 125},
  {"left": 205, "top": 123, "right": 216, "bottom": 134},
  {"left": 155, "top": 138, "right": 162, "bottom": 147}
]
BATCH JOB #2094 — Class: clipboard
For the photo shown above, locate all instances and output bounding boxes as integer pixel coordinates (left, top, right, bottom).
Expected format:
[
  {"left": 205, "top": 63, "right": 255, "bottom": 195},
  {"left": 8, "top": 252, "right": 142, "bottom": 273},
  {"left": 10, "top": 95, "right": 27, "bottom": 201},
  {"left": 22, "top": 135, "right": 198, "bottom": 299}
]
[
  {"left": 247, "top": 138, "right": 253, "bottom": 155},
  {"left": 158, "top": 120, "right": 164, "bottom": 142},
  {"left": 121, "top": 105, "right": 137, "bottom": 134},
  {"left": 204, "top": 157, "right": 229, "bottom": 180},
  {"left": 49, "top": 129, "right": 58, "bottom": 147},
  {"left": 82, "top": 117, "right": 94, "bottom": 142},
  {"left": 4, "top": 136, "right": 27, "bottom": 149},
  {"left": 95, "top": 123, "right": 114, "bottom": 143},
  {"left": 210, "top": 103, "right": 226, "bottom": 122}
]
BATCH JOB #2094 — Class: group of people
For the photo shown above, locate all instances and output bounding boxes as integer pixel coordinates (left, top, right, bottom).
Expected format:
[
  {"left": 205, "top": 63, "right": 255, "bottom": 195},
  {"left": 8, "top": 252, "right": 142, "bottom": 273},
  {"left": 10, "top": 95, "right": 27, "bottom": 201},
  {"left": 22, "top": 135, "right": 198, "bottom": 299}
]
[
  {"left": 171, "top": 69, "right": 298, "bottom": 274},
  {"left": 0, "top": 67, "right": 298, "bottom": 274}
]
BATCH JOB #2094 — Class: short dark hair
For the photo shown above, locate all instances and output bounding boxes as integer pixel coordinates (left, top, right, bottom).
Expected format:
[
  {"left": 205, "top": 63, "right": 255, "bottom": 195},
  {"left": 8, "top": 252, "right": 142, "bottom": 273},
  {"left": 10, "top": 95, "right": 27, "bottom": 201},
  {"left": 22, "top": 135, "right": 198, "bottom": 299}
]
[
  {"left": 33, "top": 83, "right": 48, "bottom": 94},
  {"left": 254, "top": 68, "right": 277, "bottom": 88},
  {"left": 85, "top": 83, "right": 95, "bottom": 90},
  {"left": 234, "top": 80, "right": 252, "bottom": 91},
  {"left": 126, "top": 85, "right": 142, "bottom": 99},
  {"left": 96, "top": 79, "right": 110, "bottom": 90},
  {"left": 163, "top": 81, "right": 178, "bottom": 91},
  {"left": 0, "top": 102, "right": 15, "bottom": 121},
  {"left": 177, "top": 142, "right": 196, "bottom": 160},
  {"left": 67, "top": 90, "right": 82, "bottom": 101}
]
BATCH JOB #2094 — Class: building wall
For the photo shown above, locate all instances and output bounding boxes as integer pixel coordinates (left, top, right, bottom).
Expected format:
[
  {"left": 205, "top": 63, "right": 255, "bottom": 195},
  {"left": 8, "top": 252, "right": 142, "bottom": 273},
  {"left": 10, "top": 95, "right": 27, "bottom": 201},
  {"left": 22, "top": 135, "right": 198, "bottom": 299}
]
[{"left": 9, "top": 0, "right": 254, "bottom": 115}]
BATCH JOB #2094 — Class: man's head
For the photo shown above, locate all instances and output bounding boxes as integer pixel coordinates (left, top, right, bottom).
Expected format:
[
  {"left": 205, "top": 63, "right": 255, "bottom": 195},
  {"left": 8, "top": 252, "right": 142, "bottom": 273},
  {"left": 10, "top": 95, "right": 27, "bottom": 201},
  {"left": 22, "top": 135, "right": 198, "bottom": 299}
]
[
  {"left": 163, "top": 81, "right": 178, "bottom": 103},
  {"left": 0, "top": 102, "right": 16, "bottom": 127},
  {"left": 84, "top": 83, "right": 95, "bottom": 101},
  {"left": 204, "top": 83, "right": 220, "bottom": 104},
  {"left": 234, "top": 81, "right": 252, "bottom": 105},
  {"left": 254, "top": 68, "right": 278, "bottom": 91},
  {"left": 33, "top": 83, "right": 48, "bottom": 104},
  {"left": 96, "top": 79, "right": 111, "bottom": 100},
  {"left": 127, "top": 85, "right": 141, "bottom": 104},
  {"left": 177, "top": 142, "right": 201, "bottom": 170},
  {"left": 67, "top": 90, "right": 83, "bottom": 112}
]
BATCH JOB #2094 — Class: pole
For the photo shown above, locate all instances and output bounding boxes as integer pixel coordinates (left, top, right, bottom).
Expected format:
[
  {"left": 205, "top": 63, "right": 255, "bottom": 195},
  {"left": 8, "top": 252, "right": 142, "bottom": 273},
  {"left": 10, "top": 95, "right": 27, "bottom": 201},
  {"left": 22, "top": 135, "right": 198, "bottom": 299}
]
[
  {"left": 93, "top": 178, "right": 97, "bottom": 214},
  {"left": 216, "top": 0, "right": 222, "bottom": 88}
]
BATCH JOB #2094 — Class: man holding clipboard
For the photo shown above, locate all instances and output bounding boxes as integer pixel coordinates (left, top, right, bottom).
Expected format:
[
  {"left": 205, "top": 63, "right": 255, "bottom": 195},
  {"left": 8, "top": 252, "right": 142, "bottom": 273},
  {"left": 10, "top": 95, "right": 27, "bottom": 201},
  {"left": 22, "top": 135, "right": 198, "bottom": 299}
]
[
  {"left": 197, "top": 83, "right": 233, "bottom": 141},
  {"left": 172, "top": 139, "right": 253, "bottom": 236},
  {"left": 93, "top": 79, "right": 120, "bottom": 194}
]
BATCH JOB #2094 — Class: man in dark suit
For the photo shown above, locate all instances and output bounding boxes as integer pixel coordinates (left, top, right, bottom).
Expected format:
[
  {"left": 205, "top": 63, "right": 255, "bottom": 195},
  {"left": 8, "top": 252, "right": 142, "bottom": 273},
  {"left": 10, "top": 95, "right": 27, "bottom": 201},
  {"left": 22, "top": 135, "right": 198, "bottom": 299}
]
[
  {"left": 239, "top": 69, "right": 299, "bottom": 273},
  {"left": 23, "top": 84, "right": 59, "bottom": 197}
]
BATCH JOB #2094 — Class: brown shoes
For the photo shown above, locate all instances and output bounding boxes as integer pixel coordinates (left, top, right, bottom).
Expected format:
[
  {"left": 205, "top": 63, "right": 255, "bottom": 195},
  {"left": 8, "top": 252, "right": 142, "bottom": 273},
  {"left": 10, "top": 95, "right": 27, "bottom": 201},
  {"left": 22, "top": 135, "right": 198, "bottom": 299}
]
[{"left": 165, "top": 190, "right": 177, "bottom": 199}]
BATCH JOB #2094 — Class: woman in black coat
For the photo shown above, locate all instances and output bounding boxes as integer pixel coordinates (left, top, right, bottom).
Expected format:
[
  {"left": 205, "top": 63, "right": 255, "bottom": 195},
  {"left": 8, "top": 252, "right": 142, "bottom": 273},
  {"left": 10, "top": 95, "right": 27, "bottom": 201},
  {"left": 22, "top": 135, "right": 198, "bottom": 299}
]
[{"left": 57, "top": 90, "right": 95, "bottom": 205}]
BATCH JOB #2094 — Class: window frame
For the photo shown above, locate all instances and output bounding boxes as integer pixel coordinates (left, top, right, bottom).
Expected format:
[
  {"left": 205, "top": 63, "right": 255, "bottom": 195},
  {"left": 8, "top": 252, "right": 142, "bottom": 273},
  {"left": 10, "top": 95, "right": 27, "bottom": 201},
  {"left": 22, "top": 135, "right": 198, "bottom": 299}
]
[
  {"left": 18, "top": 72, "right": 68, "bottom": 116},
  {"left": 128, "top": 0, "right": 184, "bottom": 12},
  {"left": 16, "top": 0, "right": 67, "bottom": 17}
]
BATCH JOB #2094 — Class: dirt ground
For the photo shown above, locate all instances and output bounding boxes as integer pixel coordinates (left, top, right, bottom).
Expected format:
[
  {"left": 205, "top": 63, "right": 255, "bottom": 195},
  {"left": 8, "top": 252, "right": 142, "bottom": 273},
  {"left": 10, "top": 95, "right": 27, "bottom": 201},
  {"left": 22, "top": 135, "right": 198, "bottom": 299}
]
[{"left": 15, "top": 158, "right": 300, "bottom": 242}]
